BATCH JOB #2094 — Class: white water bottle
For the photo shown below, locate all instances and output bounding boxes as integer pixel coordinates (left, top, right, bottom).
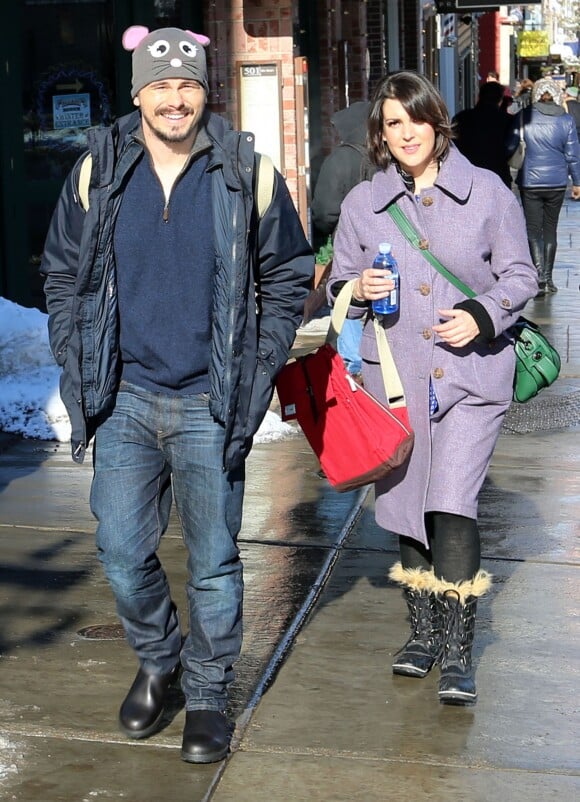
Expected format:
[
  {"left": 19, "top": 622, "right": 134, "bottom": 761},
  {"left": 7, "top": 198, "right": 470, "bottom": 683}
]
[{"left": 371, "top": 243, "right": 399, "bottom": 315}]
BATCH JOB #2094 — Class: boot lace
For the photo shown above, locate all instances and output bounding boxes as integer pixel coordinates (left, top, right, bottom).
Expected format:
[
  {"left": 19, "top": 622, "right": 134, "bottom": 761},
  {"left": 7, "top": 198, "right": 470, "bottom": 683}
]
[
  {"left": 397, "top": 590, "right": 441, "bottom": 656},
  {"left": 439, "top": 590, "right": 476, "bottom": 671}
]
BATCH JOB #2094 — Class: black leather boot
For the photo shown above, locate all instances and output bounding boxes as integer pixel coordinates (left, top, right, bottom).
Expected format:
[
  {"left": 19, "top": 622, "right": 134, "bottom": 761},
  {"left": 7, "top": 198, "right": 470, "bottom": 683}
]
[
  {"left": 181, "top": 710, "right": 231, "bottom": 763},
  {"left": 119, "top": 663, "right": 180, "bottom": 739},
  {"left": 544, "top": 242, "right": 558, "bottom": 293},
  {"left": 437, "top": 570, "right": 491, "bottom": 705},
  {"left": 389, "top": 563, "right": 442, "bottom": 678},
  {"left": 528, "top": 238, "right": 545, "bottom": 295}
]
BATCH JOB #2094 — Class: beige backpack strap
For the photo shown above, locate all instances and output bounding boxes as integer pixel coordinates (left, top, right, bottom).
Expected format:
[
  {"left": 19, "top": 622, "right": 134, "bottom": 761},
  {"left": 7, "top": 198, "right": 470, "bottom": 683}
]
[
  {"left": 78, "top": 153, "right": 92, "bottom": 211},
  {"left": 328, "top": 280, "right": 406, "bottom": 408},
  {"left": 79, "top": 151, "right": 273, "bottom": 216},
  {"left": 255, "top": 152, "right": 274, "bottom": 218}
]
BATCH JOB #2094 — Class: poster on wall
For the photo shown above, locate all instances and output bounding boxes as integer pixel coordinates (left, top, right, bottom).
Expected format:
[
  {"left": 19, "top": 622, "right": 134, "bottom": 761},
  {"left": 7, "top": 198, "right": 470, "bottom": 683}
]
[
  {"left": 238, "top": 62, "right": 283, "bottom": 172},
  {"left": 52, "top": 93, "right": 91, "bottom": 129}
]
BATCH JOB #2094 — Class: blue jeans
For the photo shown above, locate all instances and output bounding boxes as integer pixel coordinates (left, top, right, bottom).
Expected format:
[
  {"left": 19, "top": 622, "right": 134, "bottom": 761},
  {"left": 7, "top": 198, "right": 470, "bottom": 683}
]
[
  {"left": 90, "top": 381, "right": 245, "bottom": 712},
  {"left": 338, "top": 318, "right": 363, "bottom": 375}
]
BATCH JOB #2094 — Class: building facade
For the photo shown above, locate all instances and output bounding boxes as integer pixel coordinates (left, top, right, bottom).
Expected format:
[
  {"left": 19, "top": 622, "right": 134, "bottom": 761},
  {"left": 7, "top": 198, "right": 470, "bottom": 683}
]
[{"left": 0, "top": 0, "right": 489, "bottom": 310}]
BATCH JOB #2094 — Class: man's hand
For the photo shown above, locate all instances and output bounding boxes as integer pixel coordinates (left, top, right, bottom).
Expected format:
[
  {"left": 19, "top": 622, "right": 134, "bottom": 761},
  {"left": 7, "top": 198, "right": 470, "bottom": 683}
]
[
  {"left": 432, "top": 308, "right": 480, "bottom": 348},
  {"left": 571, "top": 185, "right": 580, "bottom": 201}
]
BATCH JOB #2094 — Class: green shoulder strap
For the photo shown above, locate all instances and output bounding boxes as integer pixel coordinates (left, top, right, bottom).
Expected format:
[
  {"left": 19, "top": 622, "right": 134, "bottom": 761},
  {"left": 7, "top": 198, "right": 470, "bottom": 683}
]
[
  {"left": 387, "top": 204, "right": 476, "bottom": 299},
  {"left": 78, "top": 151, "right": 275, "bottom": 219}
]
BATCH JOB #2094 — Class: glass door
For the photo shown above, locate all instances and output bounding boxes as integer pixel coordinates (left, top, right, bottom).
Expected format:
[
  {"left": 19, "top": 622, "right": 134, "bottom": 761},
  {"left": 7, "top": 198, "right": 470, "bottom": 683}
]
[
  {"left": 21, "top": 0, "right": 117, "bottom": 309},
  {"left": 0, "top": 0, "right": 204, "bottom": 309}
]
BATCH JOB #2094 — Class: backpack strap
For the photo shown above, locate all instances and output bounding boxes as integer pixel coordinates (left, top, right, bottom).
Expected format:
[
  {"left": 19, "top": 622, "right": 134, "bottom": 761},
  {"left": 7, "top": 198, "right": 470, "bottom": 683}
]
[
  {"left": 255, "top": 152, "right": 274, "bottom": 218},
  {"left": 78, "top": 150, "right": 275, "bottom": 217},
  {"left": 78, "top": 153, "right": 92, "bottom": 211}
]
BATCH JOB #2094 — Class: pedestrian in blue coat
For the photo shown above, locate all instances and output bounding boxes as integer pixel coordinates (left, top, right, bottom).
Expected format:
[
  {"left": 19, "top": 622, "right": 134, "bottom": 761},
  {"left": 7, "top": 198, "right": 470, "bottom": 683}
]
[
  {"left": 509, "top": 77, "right": 580, "bottom": 294},
  {"left": 328, "top": 72, "right": 537, "bottom": 705}
]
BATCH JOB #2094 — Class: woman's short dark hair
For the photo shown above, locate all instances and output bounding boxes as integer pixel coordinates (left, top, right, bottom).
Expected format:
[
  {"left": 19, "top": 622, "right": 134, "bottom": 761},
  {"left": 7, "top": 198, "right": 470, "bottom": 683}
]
[{"left": 367, "top": 72, "right": 455, "bottom": 169}]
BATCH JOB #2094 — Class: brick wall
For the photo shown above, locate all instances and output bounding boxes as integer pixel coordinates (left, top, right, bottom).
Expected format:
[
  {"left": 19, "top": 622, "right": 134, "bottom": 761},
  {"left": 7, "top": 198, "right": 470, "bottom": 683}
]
[
  {"left": 204, "top": 0, "right": 300, "bottom": 202},
  {"left": 368, "top": 0, "right": 387, "bottom": 94},
  {"left": 316, "top": 0, "right": 373, "bottom": 156},
  {"left": 201, "top": 1, "right": 388, "bottom": 211}
]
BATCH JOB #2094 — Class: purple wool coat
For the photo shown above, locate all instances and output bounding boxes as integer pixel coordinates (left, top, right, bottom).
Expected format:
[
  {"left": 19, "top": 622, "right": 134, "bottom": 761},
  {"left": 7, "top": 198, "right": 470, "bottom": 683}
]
[{"left": 328, "top": 144, "right": 538, "bottom": 547}]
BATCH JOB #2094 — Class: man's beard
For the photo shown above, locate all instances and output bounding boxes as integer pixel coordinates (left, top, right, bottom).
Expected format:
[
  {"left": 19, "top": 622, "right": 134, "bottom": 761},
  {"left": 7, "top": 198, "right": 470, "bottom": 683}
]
[{"left": 147, "top": 110, "right": 198, "bottom": 144}]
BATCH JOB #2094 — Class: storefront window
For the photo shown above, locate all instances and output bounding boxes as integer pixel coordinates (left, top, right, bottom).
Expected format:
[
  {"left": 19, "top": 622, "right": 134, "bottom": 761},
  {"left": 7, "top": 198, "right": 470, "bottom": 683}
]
[{"left": 22, "top": 0, "right": 115, "bottom": 181}]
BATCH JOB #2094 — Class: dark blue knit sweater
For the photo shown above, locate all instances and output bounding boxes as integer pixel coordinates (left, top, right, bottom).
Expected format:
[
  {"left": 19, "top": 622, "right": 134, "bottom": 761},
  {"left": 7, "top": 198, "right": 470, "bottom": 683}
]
[{"left": 113, "top": 152, "right": 214, "bottom": 395}]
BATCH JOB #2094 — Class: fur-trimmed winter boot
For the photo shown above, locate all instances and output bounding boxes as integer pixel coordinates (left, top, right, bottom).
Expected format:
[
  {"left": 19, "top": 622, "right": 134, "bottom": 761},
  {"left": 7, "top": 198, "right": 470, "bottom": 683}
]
[
  {"left": 389, "top": 562, "right": 443, "bottom": 678},
  {"left": 436, "top": 570, "right": 492, "bottom": 705}
]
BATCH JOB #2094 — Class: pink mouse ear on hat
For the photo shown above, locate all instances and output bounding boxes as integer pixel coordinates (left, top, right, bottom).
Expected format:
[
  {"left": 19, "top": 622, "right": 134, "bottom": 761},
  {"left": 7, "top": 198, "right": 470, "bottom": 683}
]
[
  {"left": 122, "top": 25, "right": 150, "bottom": 51},
  {"left": 185, "top": 30, "right": 211, "bottom": 47}
]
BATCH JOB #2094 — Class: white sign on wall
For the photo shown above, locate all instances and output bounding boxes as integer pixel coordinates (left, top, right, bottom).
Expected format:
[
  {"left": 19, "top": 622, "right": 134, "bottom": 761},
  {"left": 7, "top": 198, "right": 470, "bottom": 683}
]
[
  {"left": 238, "top": 62, "right": 283, "bottom": 172},
  {"left": 52, "top": 93, "right": 91, "bottom": 129}
]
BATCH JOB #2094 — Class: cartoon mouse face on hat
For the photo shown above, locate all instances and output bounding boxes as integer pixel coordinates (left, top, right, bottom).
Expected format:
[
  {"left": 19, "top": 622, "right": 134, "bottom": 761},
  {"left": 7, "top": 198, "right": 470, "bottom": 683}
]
[{"left": 122, "top": 25, "right": 211, "bottom": 98}]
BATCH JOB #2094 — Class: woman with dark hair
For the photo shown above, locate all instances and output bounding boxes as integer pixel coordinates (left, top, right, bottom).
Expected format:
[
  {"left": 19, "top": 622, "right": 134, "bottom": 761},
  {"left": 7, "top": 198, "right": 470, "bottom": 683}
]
[{"left": 327, "top": 72, "right": 537, "bottom": 705}]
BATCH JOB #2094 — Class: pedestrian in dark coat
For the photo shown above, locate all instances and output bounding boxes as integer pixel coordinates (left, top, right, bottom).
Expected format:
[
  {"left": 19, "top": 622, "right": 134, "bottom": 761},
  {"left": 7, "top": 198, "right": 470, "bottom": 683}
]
[
  {"left": 563, "top": 85, "right": 580, "bottom": 137},
  {"left": 40, "top": 25, "right": 313, "bottom": 764},
  {"left": 311, "top": 101, "right": 375, "bottom": 236},
  {"left": 327, "top": 71, "right": 537, "bottom": 707},
  {"left": 453, "top": 81, "right": 513, "bottom": 188},
  {"left": 311, "top": 102, "right": 376, "bottom": 380}
]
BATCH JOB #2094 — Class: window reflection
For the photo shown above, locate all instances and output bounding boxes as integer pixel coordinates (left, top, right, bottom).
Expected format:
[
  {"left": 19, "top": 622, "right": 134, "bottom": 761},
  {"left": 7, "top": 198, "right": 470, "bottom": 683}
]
[{"left": 23, "top": 0, "right": 115, "bottom": 181}]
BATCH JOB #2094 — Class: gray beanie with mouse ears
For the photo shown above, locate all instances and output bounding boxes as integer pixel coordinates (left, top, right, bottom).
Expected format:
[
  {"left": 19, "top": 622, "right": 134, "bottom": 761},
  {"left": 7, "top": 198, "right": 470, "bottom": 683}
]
[{"left": 122, "top": 25, "right": 210, "bottom": 98}]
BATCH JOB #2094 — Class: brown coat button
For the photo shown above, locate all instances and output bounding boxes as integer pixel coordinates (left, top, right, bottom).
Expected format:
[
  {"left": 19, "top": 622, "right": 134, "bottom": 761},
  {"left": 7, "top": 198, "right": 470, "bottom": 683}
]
[
  {"left": 422, "top": 197, "right": 433, "bottom": 207},
  {"left": 433, "top": 367, "right": 444, "bottom": 379},
  {"left": 500, "top": 298, "right": 512, "bottom": 309},
  {"left": 419, "top": 283, "right": 431, "bottom": 296},
  {"left": 418, "top": 238, "right": 429, "bottom": 249},
  {"left": 422, "top": 328, "right": 432, "bottom": 340}
]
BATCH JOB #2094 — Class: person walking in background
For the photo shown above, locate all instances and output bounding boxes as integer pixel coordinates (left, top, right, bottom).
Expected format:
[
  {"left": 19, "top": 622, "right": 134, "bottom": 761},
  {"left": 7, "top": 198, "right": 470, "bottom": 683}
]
[
  {"left": 311, "top": 101, "right": 376, "bottom": 382},
  {"left": 509, "top": 77, "right": 580, "bottom": 294},
  {"left": 453, "top": 81, "right": 513, "bottom": 188},
  {"left": 40, "top": 25, "right": 313, "bottom": 764},
  {"left": 512, "top": 77, "right": 534, "bottom": 113},
  {"left": 563, "top": 85, "right": 580, "bottom": 139},
  {"left": 327, "top": 71, "right": 537, "bottom": 705}
]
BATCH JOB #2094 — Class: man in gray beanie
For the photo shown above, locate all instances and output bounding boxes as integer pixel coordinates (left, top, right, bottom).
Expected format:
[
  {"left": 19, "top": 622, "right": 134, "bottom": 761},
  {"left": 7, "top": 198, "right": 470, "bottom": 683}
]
[{"left": 40, "top": 25, "right": 313, "bottom": 764}]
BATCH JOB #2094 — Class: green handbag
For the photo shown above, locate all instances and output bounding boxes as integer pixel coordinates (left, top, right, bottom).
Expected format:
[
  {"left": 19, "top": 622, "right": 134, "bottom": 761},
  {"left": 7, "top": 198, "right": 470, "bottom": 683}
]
[
  {"left": 386, "top": 205, "right": 561, "bottom": 403},
  {"left": 511, "top": 317, "right": 561, "bottom": 403}
]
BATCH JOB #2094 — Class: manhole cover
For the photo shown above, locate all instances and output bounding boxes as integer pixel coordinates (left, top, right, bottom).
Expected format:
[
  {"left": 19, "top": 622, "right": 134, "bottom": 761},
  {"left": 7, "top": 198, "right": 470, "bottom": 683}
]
[
  {"left": 502, "top": 390, "right": 580, "bottom": 434},
  {"left": 77, "top": 624, "right": 126, "bottom": 640}
]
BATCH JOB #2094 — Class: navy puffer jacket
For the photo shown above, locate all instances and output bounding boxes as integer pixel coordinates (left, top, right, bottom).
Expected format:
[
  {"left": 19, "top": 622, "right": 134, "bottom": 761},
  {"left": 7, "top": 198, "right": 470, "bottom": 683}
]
[
  {"left": 40, "top": 110, "right": 313, "bottom": 467},
  {"left": 508, "top": 101, "right": 580, "bottom": 188}
]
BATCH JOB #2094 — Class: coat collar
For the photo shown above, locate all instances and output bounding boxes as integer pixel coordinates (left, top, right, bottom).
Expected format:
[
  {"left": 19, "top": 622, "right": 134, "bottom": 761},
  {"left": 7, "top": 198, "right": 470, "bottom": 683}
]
[{"left": 371, "top": 143, "right": 474, "bottom": 211}]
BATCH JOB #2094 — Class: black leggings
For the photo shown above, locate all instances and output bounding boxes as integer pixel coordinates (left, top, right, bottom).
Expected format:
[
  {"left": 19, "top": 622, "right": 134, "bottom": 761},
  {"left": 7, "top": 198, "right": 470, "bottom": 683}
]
[
  {"left": 399, "top": 512, "right": 481, "bottom": 584},
  {"left": 520, "top": 188, "right": 565, "bottom": 252}
]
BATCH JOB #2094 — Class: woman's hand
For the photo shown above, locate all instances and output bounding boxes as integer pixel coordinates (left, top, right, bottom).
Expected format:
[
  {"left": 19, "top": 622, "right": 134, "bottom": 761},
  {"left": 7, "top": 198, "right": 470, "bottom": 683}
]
[
  {"left": 432, "top": 309, "right": 480, "bottom": 348},
  {"left": 353, "top": 268, "right": 396, "bottom": 302}
]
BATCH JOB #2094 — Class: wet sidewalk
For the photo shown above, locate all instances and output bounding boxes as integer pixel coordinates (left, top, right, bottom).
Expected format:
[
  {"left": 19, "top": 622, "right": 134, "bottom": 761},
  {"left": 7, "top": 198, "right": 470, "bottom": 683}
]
[{"left": 1, "top": 199, "right": 579, "bottom": 801}]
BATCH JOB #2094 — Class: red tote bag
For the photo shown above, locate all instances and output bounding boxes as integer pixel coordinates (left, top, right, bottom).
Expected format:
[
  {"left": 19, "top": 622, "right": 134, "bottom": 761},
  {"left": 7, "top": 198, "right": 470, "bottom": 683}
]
[{"left": 276, "top": 281, "right": 414, "bottom": 492}]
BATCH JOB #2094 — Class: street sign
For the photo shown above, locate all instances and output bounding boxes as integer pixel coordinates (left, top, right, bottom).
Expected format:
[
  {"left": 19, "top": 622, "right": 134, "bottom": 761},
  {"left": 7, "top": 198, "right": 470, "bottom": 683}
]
[
  {"left": 437, "top": 0, "right": 540, "bottom": 9},
  {"left": 455, "top": 1, "right": 499, "bottom": 8}
]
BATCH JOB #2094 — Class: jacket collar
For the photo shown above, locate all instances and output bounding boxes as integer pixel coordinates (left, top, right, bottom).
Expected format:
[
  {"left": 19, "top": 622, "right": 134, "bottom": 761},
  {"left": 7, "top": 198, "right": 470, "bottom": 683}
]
[
  {"left": 88, "top": 109, "right": 253, "bottom": 196},
  {"left": 371, "top": 143, "right": 473, "bottom": 211}
]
